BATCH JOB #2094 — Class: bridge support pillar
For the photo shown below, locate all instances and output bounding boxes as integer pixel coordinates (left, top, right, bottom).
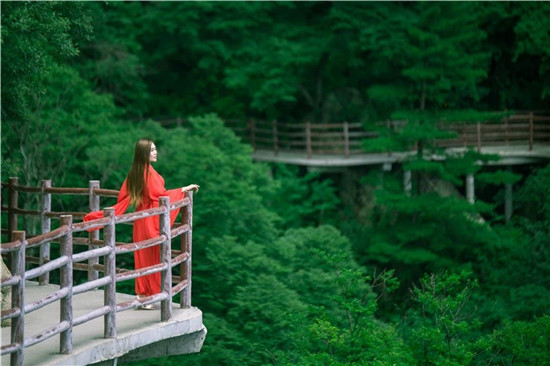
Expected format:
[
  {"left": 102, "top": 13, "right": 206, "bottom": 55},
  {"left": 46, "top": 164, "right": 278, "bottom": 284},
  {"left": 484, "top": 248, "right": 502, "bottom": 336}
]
[
  {"left": 505, "top": 182, "right": 513, "bottom": 223},
  {"left": 403, "top": 170, "right": 412, "bottom": 196},
  {"left": 466, "top": 174, "right": 475, "bottom": 204}
]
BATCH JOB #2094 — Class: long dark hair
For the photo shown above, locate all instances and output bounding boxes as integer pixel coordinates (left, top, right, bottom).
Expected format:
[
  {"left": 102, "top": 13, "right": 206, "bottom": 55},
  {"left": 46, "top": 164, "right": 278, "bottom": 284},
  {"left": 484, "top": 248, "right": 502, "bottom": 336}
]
[{"left": 127, "top": 139, "right": 152, "bottom": 207}]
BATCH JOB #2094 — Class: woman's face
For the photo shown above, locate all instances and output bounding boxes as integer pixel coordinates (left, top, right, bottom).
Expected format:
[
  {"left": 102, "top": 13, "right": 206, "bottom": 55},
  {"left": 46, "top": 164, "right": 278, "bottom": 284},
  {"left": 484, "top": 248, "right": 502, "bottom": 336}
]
[{"left": 150, "top": 143, "right": 158, "bottom": 162}]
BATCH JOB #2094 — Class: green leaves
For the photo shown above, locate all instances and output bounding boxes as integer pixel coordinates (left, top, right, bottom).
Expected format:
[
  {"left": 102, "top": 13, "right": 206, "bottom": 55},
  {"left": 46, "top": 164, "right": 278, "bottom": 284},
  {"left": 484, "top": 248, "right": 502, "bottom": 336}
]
[
  {"left": 268, "top": 164, "right": 340, "bottom": 228},
  {"left": 1, "top": 2, "right": 92, "bottom": 125},
  {"left": 489, "top": 315, "right": 550, "bottom": 365},
  {"left": 406, "top": 270, "right": 482, "bottom": 366}
]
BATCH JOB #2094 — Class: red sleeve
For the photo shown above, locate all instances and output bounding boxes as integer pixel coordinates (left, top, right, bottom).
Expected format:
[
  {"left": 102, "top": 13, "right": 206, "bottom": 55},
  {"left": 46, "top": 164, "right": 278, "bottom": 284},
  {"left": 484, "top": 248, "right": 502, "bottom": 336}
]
[
  {"left": 147, "top": 168, "right": 185, "bottom": 203},
  {"left": 83, "top": 179, "right": 131, "bottom": 232},
  {"left": 147, "top": 168, "right": 185, "bottom": 225}
]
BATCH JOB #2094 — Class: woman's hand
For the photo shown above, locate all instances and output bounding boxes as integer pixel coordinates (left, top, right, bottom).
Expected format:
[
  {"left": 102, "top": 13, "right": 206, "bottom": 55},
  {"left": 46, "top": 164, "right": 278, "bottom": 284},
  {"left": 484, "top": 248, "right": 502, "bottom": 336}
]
[{"left": 182, "top": 184, "right": 200, "bottom": 193}]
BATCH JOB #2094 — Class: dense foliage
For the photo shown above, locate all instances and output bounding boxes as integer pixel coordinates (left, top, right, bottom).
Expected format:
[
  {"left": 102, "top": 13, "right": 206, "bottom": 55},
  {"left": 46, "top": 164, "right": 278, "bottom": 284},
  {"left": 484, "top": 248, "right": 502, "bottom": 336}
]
[{"left": 2, "top": 2, "right": 549, "bottom": 365}]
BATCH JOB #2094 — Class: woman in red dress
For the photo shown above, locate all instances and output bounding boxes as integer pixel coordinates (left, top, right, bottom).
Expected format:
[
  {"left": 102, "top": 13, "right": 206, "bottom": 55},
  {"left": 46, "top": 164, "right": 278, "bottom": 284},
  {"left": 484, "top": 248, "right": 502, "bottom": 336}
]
[{"left": 84, "top": 138, "right": 199, "bottom": 309}]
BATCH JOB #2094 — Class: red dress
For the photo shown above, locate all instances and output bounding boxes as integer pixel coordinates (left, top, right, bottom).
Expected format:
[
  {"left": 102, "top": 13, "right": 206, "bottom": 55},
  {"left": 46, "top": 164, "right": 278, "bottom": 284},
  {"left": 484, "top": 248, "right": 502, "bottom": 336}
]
[{"left": 84, "top": 166, "right": 184, "bottom": 296}]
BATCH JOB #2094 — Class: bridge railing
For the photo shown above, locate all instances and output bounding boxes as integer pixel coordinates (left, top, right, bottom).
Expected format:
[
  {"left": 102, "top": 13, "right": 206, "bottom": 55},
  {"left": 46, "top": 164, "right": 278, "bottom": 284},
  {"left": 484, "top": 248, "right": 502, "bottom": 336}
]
[
  {"left": 435, "top": 112, "right": 550, "bottom": 151},
  {"left": 1, "top": 178, "right": 193, "bottom": 365},
  {"left": 214, "top": 112, "right": 550, "bottom": 156}
]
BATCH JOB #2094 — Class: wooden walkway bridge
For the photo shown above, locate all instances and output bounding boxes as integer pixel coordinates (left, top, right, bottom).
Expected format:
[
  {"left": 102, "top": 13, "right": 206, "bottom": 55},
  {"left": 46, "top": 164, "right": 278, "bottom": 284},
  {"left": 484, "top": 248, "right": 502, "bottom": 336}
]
[
  {"left": 229, "top": 112, "right": 550, "bottom": 166},
  {"left": 157, "top": 112, "right": 550, "bottom": 167},
  {"left": 1, "top": 180, "right": 206, "bottom": 365}
]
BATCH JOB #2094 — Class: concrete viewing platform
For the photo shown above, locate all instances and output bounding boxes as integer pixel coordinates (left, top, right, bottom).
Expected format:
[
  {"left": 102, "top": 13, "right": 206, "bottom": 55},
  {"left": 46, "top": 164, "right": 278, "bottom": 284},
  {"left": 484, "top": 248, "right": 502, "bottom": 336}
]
[{"left": 1, "top": 281, "right": 207, "bottom": 366}]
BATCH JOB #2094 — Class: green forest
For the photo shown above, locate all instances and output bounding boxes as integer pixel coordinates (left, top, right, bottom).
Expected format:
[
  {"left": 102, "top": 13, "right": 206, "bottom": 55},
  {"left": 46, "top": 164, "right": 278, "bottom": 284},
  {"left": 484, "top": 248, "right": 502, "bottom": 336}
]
[{"left": 2, "top": 2, "right": 550, "bottom": 365}]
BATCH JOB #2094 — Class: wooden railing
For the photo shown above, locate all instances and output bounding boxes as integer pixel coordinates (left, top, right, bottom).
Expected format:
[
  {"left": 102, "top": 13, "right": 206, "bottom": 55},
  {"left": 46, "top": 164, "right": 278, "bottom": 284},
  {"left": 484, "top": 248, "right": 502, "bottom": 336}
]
[
  {"left": 227, "top": 113, "right": 550, "bottom": 156},
  {"left": 1, "top": 178, "right": 193, "bottom": 365},
  {"left": 435, "top": 112, "right": 550, "bottom": 151},
  {"left": 158, "top": 112, "right": 550, "bottom": 157}
]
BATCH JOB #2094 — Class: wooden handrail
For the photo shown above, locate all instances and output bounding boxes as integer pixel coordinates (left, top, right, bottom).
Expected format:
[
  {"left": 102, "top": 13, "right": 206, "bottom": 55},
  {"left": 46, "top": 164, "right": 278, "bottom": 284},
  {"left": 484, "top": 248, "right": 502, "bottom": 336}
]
[{"left": 1, "top": 180, "right": 194, "bottom": 365}]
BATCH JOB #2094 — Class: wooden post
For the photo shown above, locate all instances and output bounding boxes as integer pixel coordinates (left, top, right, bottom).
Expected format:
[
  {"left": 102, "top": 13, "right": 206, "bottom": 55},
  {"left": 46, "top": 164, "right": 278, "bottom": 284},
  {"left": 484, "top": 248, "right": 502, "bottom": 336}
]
[
  {"left": 181, "top": 191, "right": 193, "bottom": 308},
  {"left": 272, "top": 120, "right": 279, "bottom": 156},
  {"left": 11, "top": 231, "right": 26, "bottom": 366},
  {"left": 59, "top": 215, "right": 73, "bottom": 354},
  {"left": 306, "top": 121, "right": 312, "bottom": 158},
  {"left": 176, "top": 117, "right": 182, "bottom": 128},
  {"left": 343, "top": 121, "right": 350, "bottom": 156},
  {"left": 529, "top": 112, "right": 534, "bottom": 151},
  {"left": 88, "top": 181, "right": 100, "bottom": 283},
  {"left": 39, "top": 180, "right": 52, "bottom": 285},
  {"left": 103, "top": 208, "right": 116, "bottom": 338},
  {"left": 476, "top": 123, "right": 481, "bottom": 152},
  {"left": 159, "top": 197, "right": 172, "bottom": 321},
  {"left": 8, "top": 177, "right": 18, "bottom": 240},
  {"left": 249, "top": 118, "right": 256, "bottom": 152}
]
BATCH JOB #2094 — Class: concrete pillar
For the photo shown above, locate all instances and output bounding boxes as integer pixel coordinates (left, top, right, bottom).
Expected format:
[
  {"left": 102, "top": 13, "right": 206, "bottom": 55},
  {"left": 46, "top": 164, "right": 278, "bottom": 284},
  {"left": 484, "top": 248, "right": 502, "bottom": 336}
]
[
  {"left": 505, "top": 183, "right": 513, "bottom": 223},
  {"left": 466, "top": 174, "right": 475, "bottom": 204},
  {"left": 403, "top": 170, "right": 412, "bottom": 196}
]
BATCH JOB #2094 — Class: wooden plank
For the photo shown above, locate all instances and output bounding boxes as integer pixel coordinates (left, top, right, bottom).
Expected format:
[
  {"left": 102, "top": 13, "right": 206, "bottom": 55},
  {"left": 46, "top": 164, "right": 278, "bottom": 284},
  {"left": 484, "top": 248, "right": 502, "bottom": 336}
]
[
  {"left": 171, "top": 252, "right": 190, "bottom": 266},
  {"left": 1, "top": 275, "right": 21, "bottom": 288},
  {"left": 24, "top": 320, "right": 70, "bottom": 349},
  {"left": 311, "top": 140, "right": 347, "bottom": 147},
  {"left": 114, "top": 207, "right": 164, "bottom": 225},
  {"left": 73, "top": 306, "right": 110, "bottom": 327},
  {"left": 172, "top": 279, "right": 190, "bottom": 296},
  {"left": 252, "top": 137, "right": 273, "bottom": 144},
  {"left": 310, "top": 132, "right": 345, "bottom": 138},
  {"left": 170, "top": 224, "right": 190, "bottom": 239},
  {"left": 45, "top": 211, "right": 86, "bottom": 219},
  {"left": 115, "top": 263, "right": 168, "bottom": 282},
  {"left": 92, "top": 188, "right": 119, "bottom": 197},
  {"left": 43, "top": 187, "right": 88, "bottom": 195},
  {"left": 11, "top": 185, "right": 41, "bottom": 194},
  {"left": 11, "top": 208, "right": 40, "bottom": 216},
  {"left": 115, "top": 235, "right": 165, "bottom": 254},
  {"left": 26, "top": 225, "right": 71, "bottom": 249},
  {"left": 25, "top": 256, "right": 69, "bottom": 281},
  {"left": 23, "top": 287, "right": 70, "bottom": 314},
  {"left": 72, "top": 276, "right": 112, "bottom": 295},
  {"left": 72, "top": 247, "right": 111, "bottom": 263}
]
